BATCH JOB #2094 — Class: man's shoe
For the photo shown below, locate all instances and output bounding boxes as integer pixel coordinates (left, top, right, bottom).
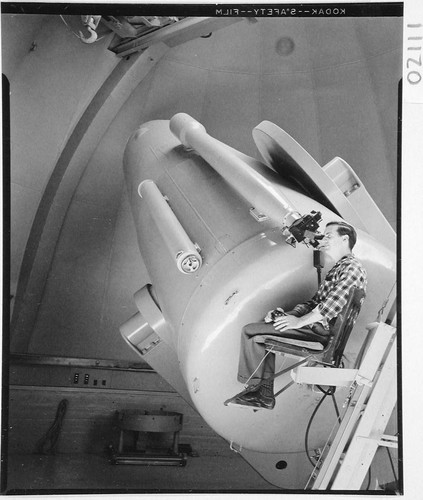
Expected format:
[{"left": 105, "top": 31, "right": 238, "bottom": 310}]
[
  {"left": 234, "top": 393, "right": 262, "bottom": 408},
  {"left": 235, "top": 391, "right": 275, "bottom": 410},
  {"left": 238, "top": 386, "right": 260, "bottom": 402},
  {"left": 256, "top": 391, "right": 276, "bottom": 410}
]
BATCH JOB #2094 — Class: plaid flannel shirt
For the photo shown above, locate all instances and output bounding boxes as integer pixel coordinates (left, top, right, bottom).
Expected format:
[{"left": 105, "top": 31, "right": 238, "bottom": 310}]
[{"left": 292, "top": 254, "right": 367, "bottom": 330}]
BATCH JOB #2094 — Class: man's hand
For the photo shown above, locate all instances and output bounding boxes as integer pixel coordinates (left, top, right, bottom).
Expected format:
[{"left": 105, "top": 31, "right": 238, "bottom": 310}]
[
  {"left": 273, "top": 314, "right": 302, "bottom": 331},
  {"left": 273, "top": 309, "right": 325, "bottom": 331}
]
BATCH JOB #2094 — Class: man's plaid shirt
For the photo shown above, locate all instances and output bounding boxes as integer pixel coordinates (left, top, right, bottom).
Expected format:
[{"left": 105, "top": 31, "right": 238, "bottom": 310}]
[{"left": 293, "top": 254, "right": 367, "bottom": 330}]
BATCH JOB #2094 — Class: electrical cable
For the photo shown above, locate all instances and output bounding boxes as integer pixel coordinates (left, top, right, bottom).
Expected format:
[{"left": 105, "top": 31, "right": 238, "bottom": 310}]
[
  {"left": 376, "top": 281, "right": 396, "bottom": 322},
  {"left": 305, "top": 385, "right": 342, "bottom": 467},
  {"left": 35, "top": 399, "right": 68, "bottom": 455},
  {"left": 304, "top": 391, "right": 329, "bottom": 467},
  {"left": 386, "top": 447, "right": 399, "bottom": 485},
  {"left": 365, "top": 466, "right": 372, "bottom": 490},
  {"left": 316, "top": 385, "right": 340, "bottom": 422},
  {"left": 60, "top": 15, "right": 83, "bottom": 40},
  {"left": 316, "top": 384, "right": 333, "bottom": 396},
  {"left": 330, "top": 391, "right": 341, "bottom": 423}
]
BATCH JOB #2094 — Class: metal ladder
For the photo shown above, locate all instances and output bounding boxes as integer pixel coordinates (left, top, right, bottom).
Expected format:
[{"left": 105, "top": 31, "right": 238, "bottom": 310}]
[{"left": 299, "top": 321, "right": 398, "bottom": 490}]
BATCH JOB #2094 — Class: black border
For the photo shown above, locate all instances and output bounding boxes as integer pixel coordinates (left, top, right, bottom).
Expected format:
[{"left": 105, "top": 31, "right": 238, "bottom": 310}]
[
  {"left": 1, "top": 74, "right": 11, "bottom": 495},
  {"left": 1, "top": 2, "right": 403, "bottom": 495},
  {"left": 1, "top": 2, "right": 403, "bottom": 17}
]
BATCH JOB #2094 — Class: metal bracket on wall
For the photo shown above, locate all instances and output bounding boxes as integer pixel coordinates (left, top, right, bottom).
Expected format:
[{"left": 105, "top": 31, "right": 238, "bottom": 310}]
[{"left": 109, "top": 17, "right": 244, "bottom": 57}]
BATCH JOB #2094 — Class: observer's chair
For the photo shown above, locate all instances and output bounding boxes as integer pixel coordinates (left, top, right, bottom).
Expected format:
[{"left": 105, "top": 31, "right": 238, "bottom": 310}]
[
  {"left": 261, "top": 287, "right": 366, "bottom": 369},
  {"left": 224, "top": 287, "right": 366, "bottom": 406}
]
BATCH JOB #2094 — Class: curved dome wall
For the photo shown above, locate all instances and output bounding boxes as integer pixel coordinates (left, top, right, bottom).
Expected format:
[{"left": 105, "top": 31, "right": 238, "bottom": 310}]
[{"left": 7, "top": 15, "right": 401, "bottom": 360}]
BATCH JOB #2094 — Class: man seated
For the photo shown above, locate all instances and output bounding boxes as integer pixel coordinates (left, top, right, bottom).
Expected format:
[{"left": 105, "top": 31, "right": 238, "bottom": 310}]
[{"left": 234, "top": 221, "right": 367, "bottom": 410}]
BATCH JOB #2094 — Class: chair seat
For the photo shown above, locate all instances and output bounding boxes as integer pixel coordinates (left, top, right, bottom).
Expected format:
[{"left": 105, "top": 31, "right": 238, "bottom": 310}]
[
  {"left": 256, "top": 335, "right": 325, "bottom": 352},
  {"left": 254, "top": 327, "right": 329, "bottom": 345}
]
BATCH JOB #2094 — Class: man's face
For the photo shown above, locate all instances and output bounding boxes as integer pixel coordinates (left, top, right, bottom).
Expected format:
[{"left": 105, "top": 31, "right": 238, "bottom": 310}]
[{"left": 319, "top": 225, "right": 349, "bottom": 259}]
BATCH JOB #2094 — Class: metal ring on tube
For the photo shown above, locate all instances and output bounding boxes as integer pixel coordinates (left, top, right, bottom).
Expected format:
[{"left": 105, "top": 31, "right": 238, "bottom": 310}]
[{"left": 138, "top": 180, "right": 202, "bottom": 274}]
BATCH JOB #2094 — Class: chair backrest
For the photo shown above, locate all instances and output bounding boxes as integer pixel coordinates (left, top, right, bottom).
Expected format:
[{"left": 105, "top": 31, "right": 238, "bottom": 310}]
[{"left": 322, "top": 287, "right": 366, "bottom": 367}]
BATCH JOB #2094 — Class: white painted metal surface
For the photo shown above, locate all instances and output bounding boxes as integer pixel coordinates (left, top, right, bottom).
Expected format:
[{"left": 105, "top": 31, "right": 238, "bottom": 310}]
[{"left": 121, "top": 115, "right": 396, "bottom": 487}]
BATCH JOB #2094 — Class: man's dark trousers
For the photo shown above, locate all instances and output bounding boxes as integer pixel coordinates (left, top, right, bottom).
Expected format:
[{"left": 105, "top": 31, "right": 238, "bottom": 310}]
[{"left": 237, "top": 322, "right": 329, "bottom": 385}]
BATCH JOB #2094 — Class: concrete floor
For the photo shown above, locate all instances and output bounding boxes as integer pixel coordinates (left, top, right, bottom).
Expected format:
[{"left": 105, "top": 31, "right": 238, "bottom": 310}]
[{"left": 4, "top": 453, "right": 277, "bottom": 494}]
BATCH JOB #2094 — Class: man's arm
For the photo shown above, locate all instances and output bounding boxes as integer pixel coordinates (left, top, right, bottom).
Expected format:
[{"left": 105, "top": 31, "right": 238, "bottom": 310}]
[
  {"left": 268, "top": 281, "right": 323, "bottom": 320},
  {"left": 274, "top": 260, "right": 366, "bottom": 331},
  {"left": 290, "top": 300, "right": 317, "bottom": 317},
  {"left": 273, "top": 309, "right": 324, "bottom": 331}
]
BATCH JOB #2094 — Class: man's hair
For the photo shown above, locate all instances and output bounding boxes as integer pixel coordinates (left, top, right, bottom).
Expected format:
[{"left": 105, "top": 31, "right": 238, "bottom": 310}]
[{"left": 326, "top": 221, "right": 357, "bottom": 250}]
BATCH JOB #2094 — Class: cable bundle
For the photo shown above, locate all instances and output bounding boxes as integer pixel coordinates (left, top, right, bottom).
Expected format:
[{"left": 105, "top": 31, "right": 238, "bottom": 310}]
[{"left": 35, "top": 399, "right": 69, "bottom": 455}]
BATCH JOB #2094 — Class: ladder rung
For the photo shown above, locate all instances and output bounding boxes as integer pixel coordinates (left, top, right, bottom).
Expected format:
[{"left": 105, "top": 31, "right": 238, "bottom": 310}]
[{"left": 354, "top": 434, "right": 398, "bottom": 448}]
